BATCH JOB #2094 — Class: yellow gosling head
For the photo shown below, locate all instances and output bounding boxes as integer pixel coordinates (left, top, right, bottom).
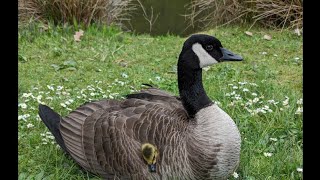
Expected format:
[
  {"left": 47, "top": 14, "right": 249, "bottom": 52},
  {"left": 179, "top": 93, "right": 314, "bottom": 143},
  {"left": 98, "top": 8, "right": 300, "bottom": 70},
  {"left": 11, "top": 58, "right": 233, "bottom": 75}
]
[{"left": 141, "top": 143, "right": 158, "bottom": 172}]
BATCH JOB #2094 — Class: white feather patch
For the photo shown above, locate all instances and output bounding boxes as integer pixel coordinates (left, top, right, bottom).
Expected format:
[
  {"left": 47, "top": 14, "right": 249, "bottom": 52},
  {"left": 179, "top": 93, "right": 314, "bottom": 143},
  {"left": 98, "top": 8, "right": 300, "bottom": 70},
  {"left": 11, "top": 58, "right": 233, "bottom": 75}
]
[{"left": 192, "top": 43, "right": 218, "bottom": 68}]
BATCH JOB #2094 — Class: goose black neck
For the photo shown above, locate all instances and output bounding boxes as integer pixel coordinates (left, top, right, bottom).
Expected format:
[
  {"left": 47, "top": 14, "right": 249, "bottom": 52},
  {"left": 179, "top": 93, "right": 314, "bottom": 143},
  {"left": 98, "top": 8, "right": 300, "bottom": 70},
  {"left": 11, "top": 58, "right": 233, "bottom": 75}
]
[{"left": 177, "top": 60, "right": 213, "bottom": 118}]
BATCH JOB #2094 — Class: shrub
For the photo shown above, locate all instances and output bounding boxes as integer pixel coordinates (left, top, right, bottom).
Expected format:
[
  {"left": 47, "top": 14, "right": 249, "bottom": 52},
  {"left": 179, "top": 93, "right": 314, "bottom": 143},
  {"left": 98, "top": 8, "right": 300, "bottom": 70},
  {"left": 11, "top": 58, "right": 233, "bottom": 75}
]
[
  {"left": 18, "top": 0, "right": 136, "bottom": 27},
  {"left": 185, "top": 0, "right": 302, "bottom": 30}
]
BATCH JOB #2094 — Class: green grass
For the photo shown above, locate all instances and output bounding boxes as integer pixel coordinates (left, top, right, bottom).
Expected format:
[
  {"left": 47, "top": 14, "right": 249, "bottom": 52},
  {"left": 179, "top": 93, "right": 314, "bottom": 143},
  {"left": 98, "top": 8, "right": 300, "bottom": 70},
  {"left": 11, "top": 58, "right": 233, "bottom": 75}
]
[{"left": 18, "top": 23, "right": 302, "bottom": 179}]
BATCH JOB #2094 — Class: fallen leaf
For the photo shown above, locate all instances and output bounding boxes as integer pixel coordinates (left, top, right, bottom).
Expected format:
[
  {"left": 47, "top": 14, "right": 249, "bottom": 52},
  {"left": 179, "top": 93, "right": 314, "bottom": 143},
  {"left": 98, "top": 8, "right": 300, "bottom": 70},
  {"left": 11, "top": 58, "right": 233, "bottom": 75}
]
[
  {"left": 63, "top": 60, "right": 77, "bottom": 67},
  {"left": 65, "top": 67, "right": 77, "bottom": 71},
  {"left": 245, "top": 31, "right": 253, "bottom": 36},
  {"left": 294, "top": 28, "right": 301, "bottom": 36},
  {"left": 263, "top": 34, "right": 272, "bottom": 40},
  {"left": 18, "top": 54, "right": 28, "bottom": 62},
  {"left": 74, "top": 29, "right": 84, "bottom": 42},
  {"left": 74, "top": 35, "right": 80, "bottom": 42},
  {"left": 34, "top": 170, "right": 44, "bottom": 180},
  {"left": 51, "top": 64, "right": 61, "bottom": 71}
]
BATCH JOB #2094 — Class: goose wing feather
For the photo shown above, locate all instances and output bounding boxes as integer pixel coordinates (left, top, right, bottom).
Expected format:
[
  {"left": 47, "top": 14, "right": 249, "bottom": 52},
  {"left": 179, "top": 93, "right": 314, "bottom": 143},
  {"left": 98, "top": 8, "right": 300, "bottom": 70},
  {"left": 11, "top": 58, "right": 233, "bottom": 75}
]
[{"left": 59, "top": 88, "right": 189, "bottom": 178}]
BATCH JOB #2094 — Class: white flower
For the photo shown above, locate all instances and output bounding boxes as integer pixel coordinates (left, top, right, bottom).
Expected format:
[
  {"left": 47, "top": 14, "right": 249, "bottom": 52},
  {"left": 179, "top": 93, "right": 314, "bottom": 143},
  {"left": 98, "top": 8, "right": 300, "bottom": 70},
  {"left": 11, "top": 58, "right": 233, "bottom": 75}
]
[
  {"left": 45, "top": 97, "right": 53, "bottom": 100},
  {"left": 47, "top": 85, "right": 54, "bottom": 91},
  {"left": 258, "top": 108, "right": 267, "bottom": 114},
  {"left": 263, "top": 152, "right": 273, "bottom": 157},
  {"left": 243, "top": 88, "right": 249, "bottom": 92},
  {"left": 267, "top": 100, "right": 279, "bottom": 105},
  {"left": 267, "top": 100, "right": 275, "bottom": 103},
  {"left": 249, "top": 83, "right": 258, "bottom": 86},
  {"left": 87, "top": 85, "right": 95, "bottom": 91},
  {"left": 155, "top": 76, "right": 161, "bottom": 81},
  {"left": 26, "top": 123, "right": 34, "bottom": 128},
  {"left": 60, "top": 103, "right": 66, "bottom": 107},
  {"left": 232, "top": 86, "right": 238, "bottom": 89},
  {"left": 270, "top": 138, "right": 278, "bottom": 142},
  {"left": 18, "top": 114, "right": 30, "bottom": 121},
  {"left": 296, "top": 167, "right": 303, "bottom": 172},
  {"left": 251, "top": 93, "right": 257, "bottom": 96},
  {"left": 295, "top": 107, "right": 303, "bottom": 115},
  {"left": 36, "top": 95, "right": 42, "bottom": 101},
  {"left": 260, "top": 52, "right": 267, "bottom": 55},
  {"left": 283, "top": 97, "right": 289, "bottom": 106},
  {"left": 18, "top": 103, "right": 27, "bottom": 109},
  {"left": 57, "top": 86, "right": 64, "bottom": 91},
  {"left": 245, "top": 101, "right": 253, "bottom": 106},
  {"left": 280, "top": 108, "right": 284, "bottom": 111},
  {"left": 297, "top": 98, "right": 303, "bottom": 105},
  {"left": 90, "top": 93, "right": 96, "bottom": 96},
  {"left": 36, "top": 115, "right": 41, "bottom": 121},
  {"left": 62, "top": 91, "right": 69, "bottom": 96},
  {"left": 238, "top": 81, "right": 247, "bottom": 85},
  {"left": 214, "top": 101, "right": 221, "bottom": 105},
  {"left": 121, "top": 73, "right": 128, "bottom": 78},
  {"left": 245, "top": 107, "right": 253, "bottom": 113},
  {"left": 22, "top": 93, "right": 32, "bottom": 98},
  {"left": 294, "top": 57, "right": 300, "bottom": 60},
  {"left": 47, "top": 135, "right": 55, "bottom": 139},
  {"left": 117, "top": 81, "right": 125, "bottom": 86},
  {"left": 226, "top": 93, "right": 231, "bottom": 97},
  {"left": 232, "top": 172, "right": 239, "bottom": 178},
  {"left": 273, "top": 54, "right": 278, "bottom": 57},
  {"left": 253, "top": 98, "right": 259, "bottom": 103}
]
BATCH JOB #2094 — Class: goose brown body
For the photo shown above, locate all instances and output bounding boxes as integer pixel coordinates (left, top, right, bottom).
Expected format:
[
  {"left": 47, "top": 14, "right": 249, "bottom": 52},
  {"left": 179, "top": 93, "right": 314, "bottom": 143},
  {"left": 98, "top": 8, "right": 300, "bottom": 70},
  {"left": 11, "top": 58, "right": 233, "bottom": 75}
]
[
  {"left": 39, "top": 34, "right": 243, "bottom": 179},
  {"left": 60, "top": 88, "right": 193, "bottom": 179}
]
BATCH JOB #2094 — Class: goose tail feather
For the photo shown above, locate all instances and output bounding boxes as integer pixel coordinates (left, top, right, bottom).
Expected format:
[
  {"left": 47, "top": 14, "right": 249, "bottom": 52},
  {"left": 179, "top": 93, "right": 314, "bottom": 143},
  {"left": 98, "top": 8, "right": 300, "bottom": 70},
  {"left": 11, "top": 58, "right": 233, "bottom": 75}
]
[{"left": 38, "top": 104, "right": 68, "bottom": 154}]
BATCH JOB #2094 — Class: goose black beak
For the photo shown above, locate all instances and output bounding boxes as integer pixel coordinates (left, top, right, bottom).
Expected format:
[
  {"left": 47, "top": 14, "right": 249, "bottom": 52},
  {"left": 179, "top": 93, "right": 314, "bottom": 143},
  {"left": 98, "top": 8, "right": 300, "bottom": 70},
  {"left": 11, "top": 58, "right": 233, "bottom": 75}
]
[{"left": 219, "top": 48, "right": 243, "bottom": 61}]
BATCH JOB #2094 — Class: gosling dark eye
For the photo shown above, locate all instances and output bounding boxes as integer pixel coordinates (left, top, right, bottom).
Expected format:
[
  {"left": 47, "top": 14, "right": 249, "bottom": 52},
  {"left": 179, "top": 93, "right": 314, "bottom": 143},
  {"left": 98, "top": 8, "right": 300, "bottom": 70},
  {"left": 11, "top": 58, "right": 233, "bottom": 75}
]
[{"left": 205, "top": 45, "right": 214, "bottom": 51}]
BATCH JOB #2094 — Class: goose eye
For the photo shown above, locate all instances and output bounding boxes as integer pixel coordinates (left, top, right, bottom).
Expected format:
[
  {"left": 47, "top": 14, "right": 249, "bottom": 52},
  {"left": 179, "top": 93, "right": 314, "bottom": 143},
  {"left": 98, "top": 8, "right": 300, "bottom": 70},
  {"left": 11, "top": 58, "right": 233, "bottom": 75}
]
[{"left": 205, "top": 45, "right": 214, "bottom": 51}]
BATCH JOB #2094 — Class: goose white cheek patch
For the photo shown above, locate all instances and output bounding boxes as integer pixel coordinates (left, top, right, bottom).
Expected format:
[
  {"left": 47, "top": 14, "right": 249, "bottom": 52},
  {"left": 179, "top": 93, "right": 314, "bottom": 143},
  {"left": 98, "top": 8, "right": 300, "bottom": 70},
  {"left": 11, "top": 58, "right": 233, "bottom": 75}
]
[{"left": 192, "top": 43, "right": 218, "bottom": 68}]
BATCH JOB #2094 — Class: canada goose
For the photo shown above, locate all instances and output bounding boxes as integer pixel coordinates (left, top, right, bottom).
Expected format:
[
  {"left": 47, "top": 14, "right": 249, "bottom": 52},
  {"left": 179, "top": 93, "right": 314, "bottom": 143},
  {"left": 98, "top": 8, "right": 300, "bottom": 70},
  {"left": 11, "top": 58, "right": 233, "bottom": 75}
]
[{"left": 38, "top": 34, "right": 243, "bottom": 179}]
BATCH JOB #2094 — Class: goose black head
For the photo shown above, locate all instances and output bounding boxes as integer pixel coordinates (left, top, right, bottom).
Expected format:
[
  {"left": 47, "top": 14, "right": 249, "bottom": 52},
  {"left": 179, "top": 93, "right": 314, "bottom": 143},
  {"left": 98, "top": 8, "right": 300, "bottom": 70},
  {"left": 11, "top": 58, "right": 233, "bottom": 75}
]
[{"left": 179, "top": 34, "right": 243, "bottom": 70}]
